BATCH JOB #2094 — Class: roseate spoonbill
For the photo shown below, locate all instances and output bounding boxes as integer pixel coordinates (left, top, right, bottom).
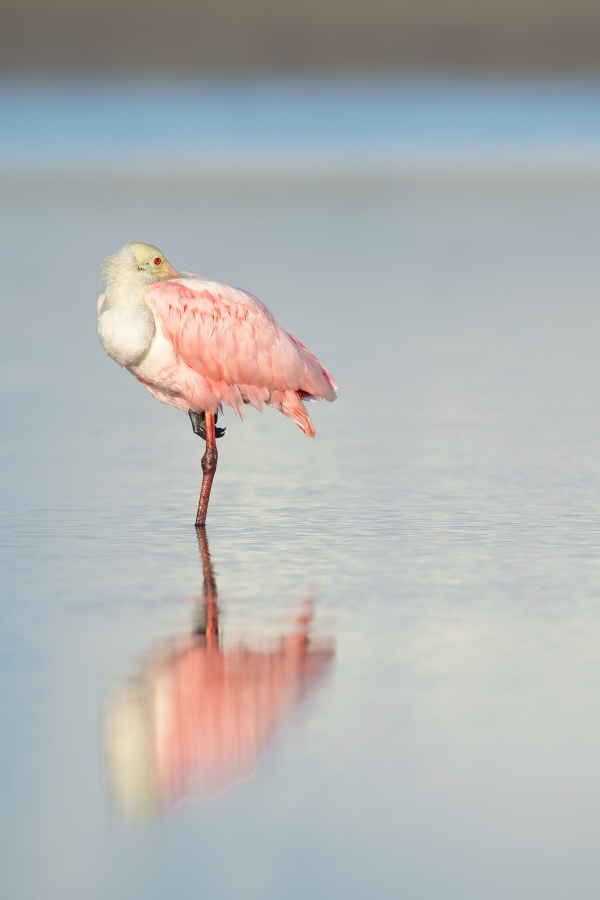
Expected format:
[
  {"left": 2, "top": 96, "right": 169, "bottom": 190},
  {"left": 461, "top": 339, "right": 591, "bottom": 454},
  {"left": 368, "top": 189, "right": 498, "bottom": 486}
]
[
  {"left": 96, "top": 242, "right": 336, "bottom": 525},
  {"left": 102, "top": 530, "right": 334, "bottom": 816}
]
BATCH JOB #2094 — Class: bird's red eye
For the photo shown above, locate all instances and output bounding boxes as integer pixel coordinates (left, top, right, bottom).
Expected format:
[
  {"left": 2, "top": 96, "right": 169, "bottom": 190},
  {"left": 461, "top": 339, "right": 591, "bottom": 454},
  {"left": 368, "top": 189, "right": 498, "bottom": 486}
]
[{"left": 153, "top": 257, "right": 162, "bottom": 266}]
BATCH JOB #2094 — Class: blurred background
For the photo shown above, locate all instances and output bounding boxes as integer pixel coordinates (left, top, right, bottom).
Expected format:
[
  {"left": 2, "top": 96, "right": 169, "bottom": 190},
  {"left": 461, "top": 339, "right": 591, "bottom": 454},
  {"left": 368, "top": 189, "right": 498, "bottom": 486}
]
[
  {"left": 2, "top": 5, "right": 600, "bottom": 900},
  {"left": 2, "top": 0, "right": 600, "bottom": 175},
  {"left": 3, "top": 0, "right": 600, "bottom": 74}
]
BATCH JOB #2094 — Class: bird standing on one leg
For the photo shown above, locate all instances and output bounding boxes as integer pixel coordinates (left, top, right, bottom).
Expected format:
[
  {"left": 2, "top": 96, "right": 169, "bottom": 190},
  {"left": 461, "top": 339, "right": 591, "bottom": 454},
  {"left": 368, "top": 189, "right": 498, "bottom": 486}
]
[{"left": 96, "top": 242, "right": 337, "bottom": 525}]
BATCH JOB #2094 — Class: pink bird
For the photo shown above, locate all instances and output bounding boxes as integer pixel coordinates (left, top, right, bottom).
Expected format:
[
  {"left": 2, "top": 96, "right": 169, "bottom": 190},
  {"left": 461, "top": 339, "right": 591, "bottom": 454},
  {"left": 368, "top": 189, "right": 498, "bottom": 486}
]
[{"left": 96, "top": 242, "right": 337, "bottom": 524}]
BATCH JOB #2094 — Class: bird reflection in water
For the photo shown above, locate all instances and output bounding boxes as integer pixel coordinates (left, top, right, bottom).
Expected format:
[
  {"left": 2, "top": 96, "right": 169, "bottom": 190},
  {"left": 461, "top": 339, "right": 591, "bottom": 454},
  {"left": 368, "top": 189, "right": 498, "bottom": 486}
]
[{"left": 102, "top": 530, "right": 334, "bottom": 819}]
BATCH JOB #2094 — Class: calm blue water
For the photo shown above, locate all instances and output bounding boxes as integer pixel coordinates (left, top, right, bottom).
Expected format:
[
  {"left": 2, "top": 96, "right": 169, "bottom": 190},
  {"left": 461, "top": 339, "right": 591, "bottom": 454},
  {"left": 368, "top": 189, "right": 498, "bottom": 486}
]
[
  {"left": 1, "top": 78, "right": 600, "bottom": 169},
  {"left": 2, "top": 80, "right": 600, "bottom": 899}
]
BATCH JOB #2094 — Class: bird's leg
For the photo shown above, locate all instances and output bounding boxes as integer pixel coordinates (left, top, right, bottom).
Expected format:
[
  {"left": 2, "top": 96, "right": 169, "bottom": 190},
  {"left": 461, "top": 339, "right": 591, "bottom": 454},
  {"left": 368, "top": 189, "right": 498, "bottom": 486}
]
[
  {"left": 195, "top": 411, "right": 218, "bottom": 527},
  {"left": 188, "top": 410, "right": 226, "bottom": 439}
]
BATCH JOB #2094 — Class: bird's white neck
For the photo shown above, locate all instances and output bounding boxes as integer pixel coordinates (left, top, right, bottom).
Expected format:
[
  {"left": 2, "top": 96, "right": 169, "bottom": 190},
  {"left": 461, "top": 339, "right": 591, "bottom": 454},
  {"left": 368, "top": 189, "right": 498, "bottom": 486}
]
[
  {"left": 97, "top": 248, "right": 157, "bottom": 366},
  {"left": 103, "top": 246, "right": 156, "bottom": 309}
]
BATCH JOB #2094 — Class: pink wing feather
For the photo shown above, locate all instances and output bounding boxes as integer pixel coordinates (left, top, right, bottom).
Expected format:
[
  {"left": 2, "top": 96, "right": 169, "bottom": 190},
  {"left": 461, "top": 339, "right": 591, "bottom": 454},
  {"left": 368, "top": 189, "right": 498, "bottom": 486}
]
[{"left": 145, "top": 278, "right": 336, "bottom": 436}]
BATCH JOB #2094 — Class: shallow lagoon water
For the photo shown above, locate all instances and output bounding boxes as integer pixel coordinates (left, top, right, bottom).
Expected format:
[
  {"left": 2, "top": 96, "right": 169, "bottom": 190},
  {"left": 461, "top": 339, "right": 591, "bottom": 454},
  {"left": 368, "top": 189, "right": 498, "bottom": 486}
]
[{"left": 2, "top": 102, "right": 600, "bottom": 897}]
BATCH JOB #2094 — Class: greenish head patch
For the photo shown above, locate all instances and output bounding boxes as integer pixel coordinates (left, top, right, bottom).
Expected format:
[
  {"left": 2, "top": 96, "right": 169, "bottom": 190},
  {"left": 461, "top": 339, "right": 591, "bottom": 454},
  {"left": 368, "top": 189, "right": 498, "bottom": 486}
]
[{"left": 129, "top": 242, "right": 164, "bottom": 268}]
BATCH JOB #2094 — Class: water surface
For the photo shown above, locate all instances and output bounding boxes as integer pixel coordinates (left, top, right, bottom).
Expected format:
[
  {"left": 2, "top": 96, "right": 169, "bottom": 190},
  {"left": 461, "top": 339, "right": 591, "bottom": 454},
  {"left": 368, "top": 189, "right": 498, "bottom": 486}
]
[{"left": 2, "top": 86, "right": 600, "bottom": 898}]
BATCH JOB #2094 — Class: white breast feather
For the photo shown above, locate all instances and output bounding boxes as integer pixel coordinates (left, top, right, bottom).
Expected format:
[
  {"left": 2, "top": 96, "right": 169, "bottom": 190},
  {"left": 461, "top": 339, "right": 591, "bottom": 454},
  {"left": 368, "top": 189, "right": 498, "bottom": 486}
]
[{"left": 97, "top": 304, "right": 156, "bottom": 368}]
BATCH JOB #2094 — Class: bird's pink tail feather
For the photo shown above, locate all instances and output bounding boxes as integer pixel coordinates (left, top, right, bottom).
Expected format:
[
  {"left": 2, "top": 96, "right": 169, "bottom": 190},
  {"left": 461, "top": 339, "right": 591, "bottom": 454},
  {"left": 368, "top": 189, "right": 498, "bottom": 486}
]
[
  {"left": 270, "top": 390, "right": 316, "bottom": 437},
  {"left": 290, "top": 334, "right": 338, "bottom": 399}
]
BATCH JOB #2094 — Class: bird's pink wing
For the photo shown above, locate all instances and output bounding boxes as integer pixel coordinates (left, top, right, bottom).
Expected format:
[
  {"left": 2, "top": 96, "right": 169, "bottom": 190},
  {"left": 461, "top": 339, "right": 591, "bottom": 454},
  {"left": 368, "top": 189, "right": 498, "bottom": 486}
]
[{"left": 145, "top": 278, "right": 336, "bottom": 426}]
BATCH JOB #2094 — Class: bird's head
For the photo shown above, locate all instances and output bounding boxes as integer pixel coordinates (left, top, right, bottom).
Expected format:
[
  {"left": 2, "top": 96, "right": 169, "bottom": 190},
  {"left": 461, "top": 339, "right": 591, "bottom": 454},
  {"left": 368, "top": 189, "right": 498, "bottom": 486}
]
[{"left": 129, "top": 242, "right": 181, "bottom": 280}]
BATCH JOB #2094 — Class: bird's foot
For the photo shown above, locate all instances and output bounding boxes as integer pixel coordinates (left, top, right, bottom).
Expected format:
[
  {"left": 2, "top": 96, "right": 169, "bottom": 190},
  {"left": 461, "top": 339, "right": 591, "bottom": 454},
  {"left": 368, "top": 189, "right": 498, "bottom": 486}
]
[{"left": 189, "top": 410, "right": 226, "bottom": 439}]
